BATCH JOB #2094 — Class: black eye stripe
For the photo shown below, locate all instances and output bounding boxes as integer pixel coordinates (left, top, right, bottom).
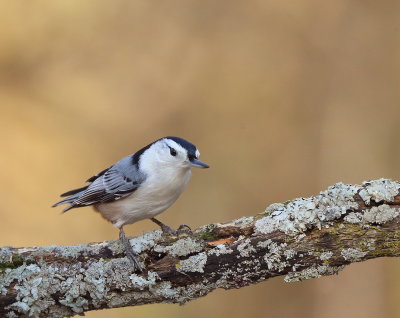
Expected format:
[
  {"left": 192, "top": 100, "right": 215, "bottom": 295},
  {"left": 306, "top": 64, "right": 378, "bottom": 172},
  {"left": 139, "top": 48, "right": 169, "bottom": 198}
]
[{"left": 169, "top": 147, "right": 177, "bottom": 156}]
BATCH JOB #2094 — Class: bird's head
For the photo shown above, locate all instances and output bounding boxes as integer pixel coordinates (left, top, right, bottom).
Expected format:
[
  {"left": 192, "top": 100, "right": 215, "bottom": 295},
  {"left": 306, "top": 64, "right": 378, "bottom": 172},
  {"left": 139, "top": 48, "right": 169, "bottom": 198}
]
[{"left": 139, "top": 136, "right": 209, "bottom": 173}]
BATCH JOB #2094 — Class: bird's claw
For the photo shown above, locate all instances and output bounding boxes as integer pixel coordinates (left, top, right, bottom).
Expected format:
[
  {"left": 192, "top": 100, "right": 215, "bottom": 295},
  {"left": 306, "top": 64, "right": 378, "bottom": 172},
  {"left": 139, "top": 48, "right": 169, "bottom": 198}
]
[
  {"left": 176, "top": 224, "right": 193, "bottom": 235},
  {"left": 160, "top": 224, "right": 192, "bottom": 236},
  {"left": 151, "top": 218, "right": 192, "bottom": 236}
]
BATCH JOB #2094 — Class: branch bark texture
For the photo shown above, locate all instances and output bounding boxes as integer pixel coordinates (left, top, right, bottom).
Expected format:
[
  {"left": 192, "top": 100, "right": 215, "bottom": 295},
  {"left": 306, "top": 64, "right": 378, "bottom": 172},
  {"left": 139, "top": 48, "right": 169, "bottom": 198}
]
[{"left": 1, "top": 178, "right": 400, "bottom": 317}]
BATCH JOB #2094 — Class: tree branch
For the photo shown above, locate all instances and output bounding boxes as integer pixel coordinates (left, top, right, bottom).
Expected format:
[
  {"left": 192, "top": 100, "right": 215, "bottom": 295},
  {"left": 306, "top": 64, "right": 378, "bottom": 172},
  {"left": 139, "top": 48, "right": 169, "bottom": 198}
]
[{"left": 1, "top": 178, "right": 400, "bottom": 317}]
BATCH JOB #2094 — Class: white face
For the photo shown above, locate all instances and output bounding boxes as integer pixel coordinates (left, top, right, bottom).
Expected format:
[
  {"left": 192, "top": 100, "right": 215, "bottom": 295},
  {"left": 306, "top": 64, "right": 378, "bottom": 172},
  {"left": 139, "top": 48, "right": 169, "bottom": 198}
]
[
  {"left": 139, "top": 138, "right": 207, "bottom": 175},
  {"left": 153, "top": 139, "right": 194, "bottom": 169}
]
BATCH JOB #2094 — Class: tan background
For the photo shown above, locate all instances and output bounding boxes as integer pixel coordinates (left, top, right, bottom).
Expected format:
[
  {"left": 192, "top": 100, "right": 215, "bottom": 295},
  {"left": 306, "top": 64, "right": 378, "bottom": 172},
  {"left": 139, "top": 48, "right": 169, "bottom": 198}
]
[{"left": 1, "top": 1, "right": 400, "bottom": 317}]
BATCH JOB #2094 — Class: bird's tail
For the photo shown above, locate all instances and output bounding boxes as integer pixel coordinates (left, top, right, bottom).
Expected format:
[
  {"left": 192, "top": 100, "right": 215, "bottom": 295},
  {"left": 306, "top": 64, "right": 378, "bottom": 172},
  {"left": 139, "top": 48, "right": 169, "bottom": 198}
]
[{"left": 52, "top": 192, "right": 82, "bottom": 213}]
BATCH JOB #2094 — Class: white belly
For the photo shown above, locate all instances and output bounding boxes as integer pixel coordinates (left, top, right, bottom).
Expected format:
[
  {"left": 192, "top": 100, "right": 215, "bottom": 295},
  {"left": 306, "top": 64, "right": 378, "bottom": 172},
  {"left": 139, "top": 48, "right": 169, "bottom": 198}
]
[{"left": 95, "top": 169, "right": 192, "bottom": 228}]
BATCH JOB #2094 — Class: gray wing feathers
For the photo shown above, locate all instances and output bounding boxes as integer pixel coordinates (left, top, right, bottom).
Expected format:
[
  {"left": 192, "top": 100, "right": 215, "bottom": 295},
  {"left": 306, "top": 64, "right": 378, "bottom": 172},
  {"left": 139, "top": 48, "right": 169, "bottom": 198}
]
[
  {"left": 103, "top": 169, "right": 137, "bottom": 194},
  {"left": 54, "top": 155, "right": 146, "bottom": 210}
]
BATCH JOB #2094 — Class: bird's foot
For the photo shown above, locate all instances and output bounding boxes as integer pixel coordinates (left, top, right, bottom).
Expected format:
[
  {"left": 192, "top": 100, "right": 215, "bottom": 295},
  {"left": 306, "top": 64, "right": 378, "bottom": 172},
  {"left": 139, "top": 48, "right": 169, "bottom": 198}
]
[
  {"left": 119, "top": 227, "right": 143, "bottom": 273},
  {"left": 175, "top": 224, "right": 193, "bottom": 235},
  {"left": 151, "top": 218, "right": 192, "bottom": 235}
]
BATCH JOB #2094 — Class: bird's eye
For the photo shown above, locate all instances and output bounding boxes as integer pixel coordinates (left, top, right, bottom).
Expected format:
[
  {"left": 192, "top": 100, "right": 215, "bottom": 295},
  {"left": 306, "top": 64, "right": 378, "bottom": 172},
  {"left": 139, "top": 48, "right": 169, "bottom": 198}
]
[{"left": 169, "top": 147, "right": 177, "bottom": 156}]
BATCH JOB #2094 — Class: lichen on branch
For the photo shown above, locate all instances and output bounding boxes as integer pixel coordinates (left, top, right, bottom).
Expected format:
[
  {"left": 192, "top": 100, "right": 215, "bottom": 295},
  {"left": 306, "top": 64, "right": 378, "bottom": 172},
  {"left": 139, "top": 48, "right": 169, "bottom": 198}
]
[{"left": 1, "top": 178, "right": 400, "bottom": 318}]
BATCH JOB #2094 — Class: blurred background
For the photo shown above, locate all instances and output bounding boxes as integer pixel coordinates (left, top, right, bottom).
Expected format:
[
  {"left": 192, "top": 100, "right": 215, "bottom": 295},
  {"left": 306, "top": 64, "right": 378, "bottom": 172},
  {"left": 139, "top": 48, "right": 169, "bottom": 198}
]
[{"left": 1, "top": 0, "right": 400, "bottom": 317}]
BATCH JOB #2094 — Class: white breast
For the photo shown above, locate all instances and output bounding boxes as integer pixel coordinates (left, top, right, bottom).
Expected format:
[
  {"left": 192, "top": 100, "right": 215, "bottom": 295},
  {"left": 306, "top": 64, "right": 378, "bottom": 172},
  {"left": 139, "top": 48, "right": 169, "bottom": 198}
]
[{"left": 95, "top": 167, "right": 192, "bottom": 228}]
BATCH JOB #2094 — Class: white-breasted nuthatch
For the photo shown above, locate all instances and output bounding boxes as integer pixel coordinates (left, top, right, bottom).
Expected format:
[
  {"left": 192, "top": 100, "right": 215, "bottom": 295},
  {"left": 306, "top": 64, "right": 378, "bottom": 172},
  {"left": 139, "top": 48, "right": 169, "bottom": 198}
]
[{"left": 53, "top": 136, "right": 209, "bottom": 271}]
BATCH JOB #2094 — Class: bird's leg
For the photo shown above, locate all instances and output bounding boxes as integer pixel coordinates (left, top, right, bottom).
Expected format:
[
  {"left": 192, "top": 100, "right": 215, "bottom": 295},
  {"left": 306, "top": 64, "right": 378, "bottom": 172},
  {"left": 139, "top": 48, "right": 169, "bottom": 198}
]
[
  {"left": 119, "top": 227, "right": 143, "bottom": 272},
  {"left": 150, "top": 217, "right": 175, "bottom": 233},
  {"left": 150, "top": 217, "right": 192, "bottom": 235}
]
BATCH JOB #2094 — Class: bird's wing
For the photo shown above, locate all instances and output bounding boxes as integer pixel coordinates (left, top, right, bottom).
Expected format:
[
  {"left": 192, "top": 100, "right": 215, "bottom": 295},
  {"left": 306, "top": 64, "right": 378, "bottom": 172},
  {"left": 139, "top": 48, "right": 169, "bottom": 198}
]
[
  {"left": 71, "top": 162, "right": 146, "bottom": 206},
  {"left": 86, "top": 167, "right": 110, "bottom": 183}
]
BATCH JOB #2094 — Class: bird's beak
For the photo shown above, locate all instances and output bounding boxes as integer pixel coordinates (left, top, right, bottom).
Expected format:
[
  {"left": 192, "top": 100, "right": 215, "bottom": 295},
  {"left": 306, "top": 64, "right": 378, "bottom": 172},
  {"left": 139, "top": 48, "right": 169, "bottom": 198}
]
[{"left": 189, "top": 159, "right": 210, "bottom": 169}]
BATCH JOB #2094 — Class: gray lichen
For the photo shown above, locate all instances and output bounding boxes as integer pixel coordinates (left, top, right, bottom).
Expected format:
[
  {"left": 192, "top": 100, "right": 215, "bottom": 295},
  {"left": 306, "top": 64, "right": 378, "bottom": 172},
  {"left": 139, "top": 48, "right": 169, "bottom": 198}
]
[
  {"left": 283, "top": 249, "right": 296, "bottom": 260},
  {"left": 0, "top": 247, "right": 12, "bottom": 264},
  {"left": 150, "top": 281, "right": 178, "bottom": 299},
  {"left": 264, "top": 203, "right": 286, "bottom": 216},
  {"left": 217, "top": 216, "right": 255, "bottom": 230},
  {"left": 344, "top": 212, "right": 363, "bottom": 224},
  {"left": 260, "top": 239, "right": 288, "bottom": 272},
  {"left": 1, "top": 256, "right": 143, "bottom": 317},
  {"left": 154, "top": 237, "right": 204, "bottom": 257},
  {"left": 320, "top": 251, "right": 333, "bottom": 261},
  {"left": 344, "top": 205, "right": 399, "bottom": 226},
  {"left": 53, "top": 259, "right": 111, "bottom": 314},
  {"left": 130, "top": 271, "right": 159, "bottom": 290},
  {"left": 129, "top": 230, "right": 163, "bottom": 254},
  {"left": 177, "top": 253, "right": 208, "bottom": 273},
  {"left": 363, "top": 205, "right": 400, "bottom": 224},
  {"left": 359, "top": 179, "right": 400, "bottom": 204},
  {"left": 232, "top": 216, "right": 255, "bottom": 227},
  {"left": 284, "top": 265, "right": 345, "bottom": 282},
  {"left": 3, "top": 263, "right": 60, "bottom": 316},
  {"left": 341, "top": 248, "right": 368, "bottom": 262},
  {"left": 237, "top": 239, "right": 256, "bottom": 258},
  {"left": 255, "top": 182, "right": 359, "bottom": 236},
  {"left": 0, "top": 229, "right": 215, "bottom": 317},
  {"left": 256, "top": 180, "right": 400, "bottom": 238},
  {"left": 208, "top": 244, "right": 233, "bottom": 256}
]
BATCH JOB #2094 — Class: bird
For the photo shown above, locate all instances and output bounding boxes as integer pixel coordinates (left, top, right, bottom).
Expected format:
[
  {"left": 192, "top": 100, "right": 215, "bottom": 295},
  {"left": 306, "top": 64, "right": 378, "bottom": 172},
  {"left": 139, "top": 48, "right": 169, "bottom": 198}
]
[{"left": 53, "top": 136, "right": 209, "bottom": 272}]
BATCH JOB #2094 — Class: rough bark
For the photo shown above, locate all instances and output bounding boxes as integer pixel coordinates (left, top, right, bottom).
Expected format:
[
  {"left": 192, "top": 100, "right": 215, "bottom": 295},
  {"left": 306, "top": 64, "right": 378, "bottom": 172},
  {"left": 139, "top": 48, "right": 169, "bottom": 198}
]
[{"left": 1, "top": 178, "right": 400, "bottom": 317}]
